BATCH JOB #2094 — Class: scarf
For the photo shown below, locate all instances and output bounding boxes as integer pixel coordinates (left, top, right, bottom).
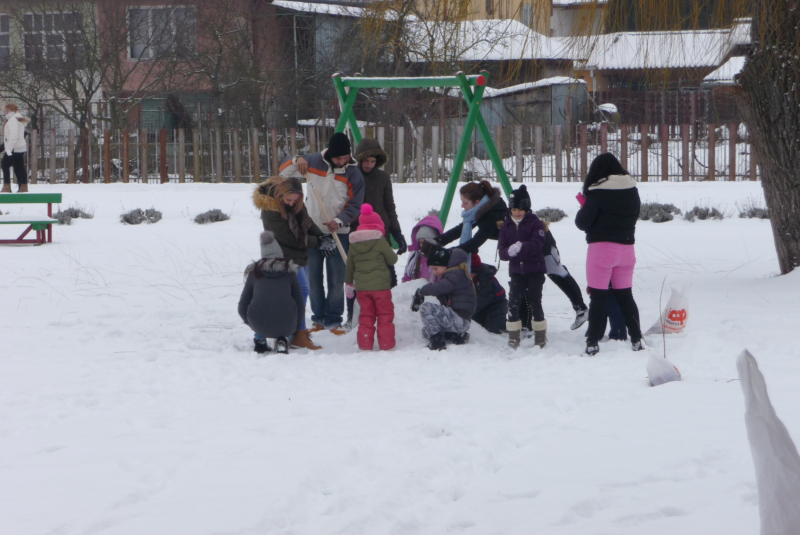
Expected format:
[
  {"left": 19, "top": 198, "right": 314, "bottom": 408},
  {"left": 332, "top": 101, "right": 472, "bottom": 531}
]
[{"left": 460, "top": 194, "right": 490, "bottom": 269}]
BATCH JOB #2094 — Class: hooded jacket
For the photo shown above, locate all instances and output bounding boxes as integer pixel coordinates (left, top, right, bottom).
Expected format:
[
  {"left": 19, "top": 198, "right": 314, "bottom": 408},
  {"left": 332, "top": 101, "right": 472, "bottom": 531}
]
[
  {"left": 437, "top": 187, "right": 508, "bottom": 253},
  {"left": 238, "top": 259, "right": 304, "bottom": 339},
  {"left": 279, "top": 149, "right": 365, "bottom": 235},
  {"left": 403, "top": 214, "right": 444, "bottom": 283},
  {"left": 351, "top": 139, "right": 402, "bottom": 240},
  {"left": 345, "top": 229, "right": 399, "bottom": 292},
  {"left": 253, "top": 181, "right": 323, "bottom": 267},
  {"left": 575, "top": 174, "right": 640, "bottom": 245},
  {"left": 419, "top": 248, "right": 477, "bottom": 320},
  {"left": 498, "top": 211, "right": 547, "bottom": 275},
  {"left": 472, "top": 263, "right": 508, "bottom": 334},
  {"left": 4, "top": 112, "right": 30, "bottom": 155}
]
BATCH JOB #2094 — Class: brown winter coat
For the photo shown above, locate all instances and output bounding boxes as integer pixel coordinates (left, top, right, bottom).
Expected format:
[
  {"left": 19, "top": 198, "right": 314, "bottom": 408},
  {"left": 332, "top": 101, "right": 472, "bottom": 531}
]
[{"left": 352, "top": 138, "right": 402, "bottom": 241}]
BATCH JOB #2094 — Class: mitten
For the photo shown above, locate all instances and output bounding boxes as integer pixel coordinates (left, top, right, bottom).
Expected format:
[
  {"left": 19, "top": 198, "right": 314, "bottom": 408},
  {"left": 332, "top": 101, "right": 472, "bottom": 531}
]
[
  {"left": 345, "top": 283, "right": 355, "bottom": 299},
  {"left": 508, "top": 241, "right": 522, "bottom": 257},
  {"left": 411, "top": 288, "right": 425, "bottom": 312}
]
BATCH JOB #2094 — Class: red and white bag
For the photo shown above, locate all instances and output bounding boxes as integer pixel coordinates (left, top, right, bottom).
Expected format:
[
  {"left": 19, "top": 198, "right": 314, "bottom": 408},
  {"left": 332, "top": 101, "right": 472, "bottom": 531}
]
[{"left": 646, "top": 286, "right": 689, "bottom": 335}]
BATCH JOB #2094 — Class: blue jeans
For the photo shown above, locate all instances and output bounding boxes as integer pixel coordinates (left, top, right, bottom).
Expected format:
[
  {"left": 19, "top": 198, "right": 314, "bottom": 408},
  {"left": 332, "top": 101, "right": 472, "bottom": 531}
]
[
  {"left": 297, "top": 265, "right": 310, "bottom": 330},
  {"left": 307, "top": 233, "right": 349, "bottom": 329}
]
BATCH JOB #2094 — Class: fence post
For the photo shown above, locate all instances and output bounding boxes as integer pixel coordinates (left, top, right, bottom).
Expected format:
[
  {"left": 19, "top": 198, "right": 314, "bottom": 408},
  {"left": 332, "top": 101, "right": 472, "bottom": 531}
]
[
  {"left": 140, "top": 129, "right": 148, "bottom": 184},
  {"left": 176, "top": 129, "right": 185, "bottom": 183},
  {"left": 159, "top": 129, "right": 167, "bottom": 184},
  {"left": 122, "top": 129, "right": 129, "bottom": 183},
  {"left": 431, "top": 125, "right": 439, "bottom": 182},
  {"left": 67, "top": 129, "right": 75, "bottom": 183},
  {"left": 729, "top": 122, "right": 737, "bottom": 181},
  {"left": 681, "top": 124, "right": 689, "bottom": 181},
  {"left": 620, "top": 124, "right": 628, "bottom": 171},
  {"left": 397, "top": 126, "right": 405, "bottom": 183},
  {"left": 104, "top": 129, "right": 111, "bottom": 183},
  {"left": 661, "top": 124, "right": 669, "bottom": 181},
  {"left": 640, "top": 124, "right": 648, "bottom": 182},
  {"left": 750, "top": 145, "right": 758, "bottom": 181},
  {"left": 232, "top": 128, "right": 241, "bottom": 183},
  {"left": 708, "top": 123, "right": 716, "bottom": 180},
  {"left": 415, "top": 126, "right": 424, "bottom": 182},
  {"left": 271, "top": 127, "right": 279, "bottom": 175},
  {"left": 30, "top": 130, "right": 38, "bottom": 184},
  {"left": 554, "top": 125, "right": 563, "bottom": 182},
  {"left": 534, "top": 125, "right": 542, "bottom": 182},
  {"left": 377, "top": 127, "right": 385, "bottom": 156},
  {"left": 580, "top": 124, "right": 588, "bottom": 180},
  {"left": 251, "top": 128, "right": 260, "bottom": 183},
  {"left": 308, "top": 127, "right": 316, "bottom": 154},
  {"left": 600, "top": 123, "right": 608, "bottom": 153},
  {"left": 289, "top": 127, "right": 297, "bottom": 158},
  {"left": 515, "top": 124, "right": 523, "bottom": 182},
  {"left": 49, "top": 129, "right": 56, "bottom": 184},
  {"left": 81, "top": 128, "right": 90, "bottom": 184},
  {"left": 191, "top": 130, "right": 200, "bottom": 182}
]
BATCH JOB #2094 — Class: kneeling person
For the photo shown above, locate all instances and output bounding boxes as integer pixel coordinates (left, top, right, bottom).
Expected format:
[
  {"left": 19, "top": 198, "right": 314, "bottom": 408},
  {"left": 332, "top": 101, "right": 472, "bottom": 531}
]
[{"left": 470, "top": 254, "right": 508, "bottom": 334}]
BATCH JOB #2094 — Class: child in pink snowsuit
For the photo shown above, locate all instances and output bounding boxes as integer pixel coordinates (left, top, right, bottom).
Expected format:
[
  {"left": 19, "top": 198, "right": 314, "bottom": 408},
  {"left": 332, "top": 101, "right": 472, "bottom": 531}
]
[{"left": 402, "top": 215, "right": 443, "bottom": 283}]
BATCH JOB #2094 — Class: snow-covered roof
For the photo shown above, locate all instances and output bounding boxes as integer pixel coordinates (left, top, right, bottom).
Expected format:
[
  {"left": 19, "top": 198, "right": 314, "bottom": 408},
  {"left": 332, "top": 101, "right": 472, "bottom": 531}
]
[
  {"left": 552, "top": 0, "right": 607, "bottom": 6},
  {"left": 297, "top": 118, "right": 373, "bottom": 128},
  {"left": 407, "top": 19, "right": 576, "bottom": 64},
  {"left": 483, "top": 76, "right": 586, "bottom": 98},
  {"left": 271, "top": 1, "right": 364, "bottom": 17},
  {"left": 702, "top": 56, "right": 746, "bottom": 85}
]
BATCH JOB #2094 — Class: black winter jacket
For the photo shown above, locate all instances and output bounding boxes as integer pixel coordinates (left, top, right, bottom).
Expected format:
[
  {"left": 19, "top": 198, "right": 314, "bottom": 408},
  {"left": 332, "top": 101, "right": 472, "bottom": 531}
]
[
  {"left": 575, "top": 175, "right": 641, "bottom": 245},
  {"left": 437, "top": 188, "right": 507, "bottom": 254},
  {"left": 351, "top": 138, "right": 402, "bottom": 242},
  {"left": 238, "top": 259, "right": 304, "bottom": 338},
  {"left": 420, "top": 248, "right": 477, "bottom": 320}
]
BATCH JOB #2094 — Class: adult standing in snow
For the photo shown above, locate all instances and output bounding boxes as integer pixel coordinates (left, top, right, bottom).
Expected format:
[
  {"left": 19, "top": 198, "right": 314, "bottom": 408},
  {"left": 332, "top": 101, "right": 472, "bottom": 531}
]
[
  {"left": 435, "top": 180, "right": 506, "bottom": 260},
  {"left": 575, "top": 153, "right": 643, "bottom": 356},
  {"left": 253, "top": 175, "right": 325, "bottom": 350},
  {"left": 279, "top": 132, "right": 365, "bottom": 334},
  {"left": 1, "top": 103, "right": 30, "bottom": 193}
]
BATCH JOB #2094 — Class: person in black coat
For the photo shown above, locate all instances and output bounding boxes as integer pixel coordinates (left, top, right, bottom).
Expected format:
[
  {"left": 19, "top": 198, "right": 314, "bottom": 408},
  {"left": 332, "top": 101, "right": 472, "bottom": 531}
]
[
  {"left": 575, "top": 153, "right": 643, "bottom": 356},
  {"left": 470, "top": 254, "right": 508, "bottom": 335},
  {"left": 436, "top": 180, "right": 507, "bottom": 256}
]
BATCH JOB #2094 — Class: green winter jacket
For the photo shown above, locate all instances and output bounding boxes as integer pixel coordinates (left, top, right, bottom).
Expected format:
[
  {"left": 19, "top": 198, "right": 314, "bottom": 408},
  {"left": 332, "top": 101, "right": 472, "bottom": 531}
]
[{"left": 345, "top": 229, "right": 398, "bottom": 292}]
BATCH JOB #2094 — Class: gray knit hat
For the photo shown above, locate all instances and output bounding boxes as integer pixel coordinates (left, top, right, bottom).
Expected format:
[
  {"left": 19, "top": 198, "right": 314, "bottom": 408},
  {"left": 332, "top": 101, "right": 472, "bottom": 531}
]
[
  {"left": 415, "top": 225, "right": 439, "bottom": 242},
  {"left": 260, "top": 231, "right": 284, "bottom": 259}
]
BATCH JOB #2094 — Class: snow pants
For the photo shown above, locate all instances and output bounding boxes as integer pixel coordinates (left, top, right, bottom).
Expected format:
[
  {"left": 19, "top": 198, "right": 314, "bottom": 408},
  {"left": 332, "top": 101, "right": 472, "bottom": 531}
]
[
  {"left": 545, "top": 243, "right": 586, "bottom": 311},
  {"left": 473, "top": 299, "right": 508, "bottom": 334},
  {"left": 356, "top": 289, "right": 395, "bottom": 350},
  {"left": 419, "top": 302, "right": 470, "bottom": 339}
]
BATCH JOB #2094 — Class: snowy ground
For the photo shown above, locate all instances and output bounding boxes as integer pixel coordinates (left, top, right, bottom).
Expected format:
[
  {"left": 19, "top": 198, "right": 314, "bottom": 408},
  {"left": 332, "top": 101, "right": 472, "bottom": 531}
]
[{"left": 1, "top": 181, "right": 797, "bottom": 534}]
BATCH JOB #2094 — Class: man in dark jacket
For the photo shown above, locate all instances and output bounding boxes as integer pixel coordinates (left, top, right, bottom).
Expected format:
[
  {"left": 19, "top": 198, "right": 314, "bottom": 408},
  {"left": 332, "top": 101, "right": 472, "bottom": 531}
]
[
  {"left": 411, "top": 247, "right": 477, "bottom": 350},
  {"left": 470, "top": 254, "right": 507, "bottom": 334}
]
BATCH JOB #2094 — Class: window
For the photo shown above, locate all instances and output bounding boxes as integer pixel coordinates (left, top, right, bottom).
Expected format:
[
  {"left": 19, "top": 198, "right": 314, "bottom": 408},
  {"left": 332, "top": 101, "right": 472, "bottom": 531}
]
[
  {"left": 23, "top": 12, "right": 85, "bottom": 69},
  {"left": 485, "top": 0, "right": 494, "bottom": 16},
  {"left": 521, "top": 4, "right": 533, "bottom": 28},
  {"left": 0, "top": 15, "right": 9, "bottom": 70},
  {"left": 129, "top": 6, "right": 196, "bottom": 60}
]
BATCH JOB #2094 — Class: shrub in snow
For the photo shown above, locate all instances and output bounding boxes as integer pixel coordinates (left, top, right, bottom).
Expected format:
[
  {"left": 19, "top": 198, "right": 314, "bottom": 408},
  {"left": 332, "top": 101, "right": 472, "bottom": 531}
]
[
  {"left": 194, "top": 209, "right": 230, "bottom": 224},
  {"left": 639, "top": 202, "right": 681, "bottom": 223},
  {"left": 426, "top": 208, "right": 440, "bottom": 219},
  {"left": 683, "top": 206, "right": 725, "bottom": 222},
  {"left": 54, "top": 205, "right": 94, "bottom": 225},
  {"left": 121, "top": 208, "right": 162, "bottom": 225},
  {"left": 535, "top": 207, "right": 567, "bottom": 223},
  {"left": 737, "top": 197, "right": 769, "bottom": 219}
]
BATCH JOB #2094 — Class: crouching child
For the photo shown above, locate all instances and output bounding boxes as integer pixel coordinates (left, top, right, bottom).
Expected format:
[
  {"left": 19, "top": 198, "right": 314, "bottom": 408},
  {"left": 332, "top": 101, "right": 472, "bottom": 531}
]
[
  {"left": 345, "top": 204, "right": 398, "bottom": 350},
  {"left": 238, "top": 231, "right": 304, "bottom": 354},
  {"left": 411, "top": 246, "right": 477, "bottom": 350}
]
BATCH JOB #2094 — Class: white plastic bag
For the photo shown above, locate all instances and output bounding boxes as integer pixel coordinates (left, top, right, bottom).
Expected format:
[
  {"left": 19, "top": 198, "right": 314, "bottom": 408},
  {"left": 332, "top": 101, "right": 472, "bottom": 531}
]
[
  {"left": 647, "top": 354, "right": 681, "bottom": 386},
  {"left": 646, "top": 286, "right": 689, "bottom": 335},
  {"left": 737, "top": 350, "right": 800, "bottom": 534}
]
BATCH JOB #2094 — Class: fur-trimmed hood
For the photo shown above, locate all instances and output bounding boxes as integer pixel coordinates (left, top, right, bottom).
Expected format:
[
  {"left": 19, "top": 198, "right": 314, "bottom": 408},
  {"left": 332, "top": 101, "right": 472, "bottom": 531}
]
[
  {"left": 349, "top": 228, "right": 383, "bottom": 244},
  {"left": 6, "top": 112, "right": 30, "bottom": 125},
  {"left": 253, "top": 181, "right": 282, "bottom": 213},
  {"left": 245, "top": 258, "right": 298, "bottom": 278},
  {"left": 588, "top": 174, "right": 638, "bottom": 191},
  {"left": 474, "top": 187, "right": 503, "bottom": 221},
  {"left": 354, "top": 138, "right": 387, "bottom": 170}
]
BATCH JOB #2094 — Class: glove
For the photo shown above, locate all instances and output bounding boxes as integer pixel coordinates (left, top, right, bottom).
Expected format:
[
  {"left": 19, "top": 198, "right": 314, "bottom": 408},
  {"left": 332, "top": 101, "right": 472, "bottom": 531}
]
[
  {"left": 392, "top": 231, "right": 408, "bottom": 255},
  {"left": 344, "top": 283, "right": 355, "bottom": 299},
  {"left": 508, "top": 241, "right": 522, "bottom": 257},
  {"left": 319, "top": 234, "right": 338, "bottom": 257},
  {"left": 411, "top": 288, "right": 425, "bottom": 312}
]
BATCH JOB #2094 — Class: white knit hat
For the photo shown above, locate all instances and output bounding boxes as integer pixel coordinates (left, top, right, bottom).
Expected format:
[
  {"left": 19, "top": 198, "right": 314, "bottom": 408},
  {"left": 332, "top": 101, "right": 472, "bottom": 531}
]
[{"left": 260, "top": 231, "right": 284, "bottom": 259}]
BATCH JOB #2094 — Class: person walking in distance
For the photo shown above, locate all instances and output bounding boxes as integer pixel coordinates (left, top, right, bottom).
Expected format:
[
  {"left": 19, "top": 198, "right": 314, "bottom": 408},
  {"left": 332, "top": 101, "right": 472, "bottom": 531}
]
[{"left": 1, "top": 103, "right": 30, "bottom": 193}]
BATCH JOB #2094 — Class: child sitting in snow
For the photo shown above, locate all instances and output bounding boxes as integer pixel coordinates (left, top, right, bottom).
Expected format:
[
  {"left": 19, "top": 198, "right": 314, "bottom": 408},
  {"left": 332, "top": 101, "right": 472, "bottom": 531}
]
[
  {"left": 345, "top": 204, "right": 399, "bottom": 350},
  {"left": 498, "top": 184, "right": 548, "bottom": 349},
  {"left": 410, "top": 246, "right": 477, "bottom": 350},
  {"left": 238, "top": 231, "right": 304, "bottom": 354},
  {"left": 402, "top": 214, "right": 443, "bottom": 283}
]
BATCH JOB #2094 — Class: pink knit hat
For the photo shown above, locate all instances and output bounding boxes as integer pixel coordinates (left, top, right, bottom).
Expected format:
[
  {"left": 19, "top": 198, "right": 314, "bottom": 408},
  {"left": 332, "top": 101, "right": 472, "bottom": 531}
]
[{"left": 358, "top": 203, "right": 385, "bottom": 234}]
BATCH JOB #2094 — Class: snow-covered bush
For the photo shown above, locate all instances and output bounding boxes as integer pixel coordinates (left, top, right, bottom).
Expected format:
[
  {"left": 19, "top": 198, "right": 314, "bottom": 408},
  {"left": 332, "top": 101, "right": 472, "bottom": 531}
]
[
  {"left": 121, "top": 208, "right": 162, "bottom": 225},
  {"left": 536, "top": 207, "right": 567, "bottom": 223},
  {"left": 194, "top": 209, "right": 230, "bottom": 224},
  {"left": 684, "top": 206, "right": 725, "bottom": 222},
  {"left": 737, "top": 197, "right": 769, "bottom": 219},
  {"left": 639, "top": 202, "right": 681, "bottom": 223},
  {"left": 54, "top": 205, "right": 94, "bottom": 225}
]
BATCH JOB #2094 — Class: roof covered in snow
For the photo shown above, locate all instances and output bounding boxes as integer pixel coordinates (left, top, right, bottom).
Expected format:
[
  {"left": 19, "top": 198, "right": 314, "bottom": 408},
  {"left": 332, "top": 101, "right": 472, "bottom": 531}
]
[
  {"left": 702, "top": 56, "right": 746, "bottom": 85},
  {"left": 483, "top": 76, "right": 586, "bottom": 98},
  {"left": 552, "top": 0, "right": 607, "bottom": 6},
  {"left": 271, "top": 1, "right": 364, "bottom": 17}
]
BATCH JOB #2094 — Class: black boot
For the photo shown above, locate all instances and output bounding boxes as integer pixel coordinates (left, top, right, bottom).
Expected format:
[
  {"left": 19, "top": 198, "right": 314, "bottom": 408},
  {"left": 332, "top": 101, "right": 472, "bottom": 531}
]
[
  {"left": 612, "top": 288, "right": 643, "bottom": 344},
  {"left": 585, "top": 288, "right": 610, "bottom": 345},
  {"left": 445, "top": 332, "right": 469, "bottom": 345},
  {"left": 254, "top": 338, "right": 270, "bottom": 354},
  {"left": 548, "top": 272, "right": 587, "bottom": 311},
  {"left": 275, "top": 336, "right": 289, "bottom": 354},
  {"left": 428, "top": 332, "right": 446, "bottom": 351}
]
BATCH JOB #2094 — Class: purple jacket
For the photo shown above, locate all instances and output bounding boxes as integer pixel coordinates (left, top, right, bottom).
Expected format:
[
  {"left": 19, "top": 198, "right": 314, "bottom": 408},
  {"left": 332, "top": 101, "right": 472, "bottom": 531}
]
[
  {"left": 403, "top": 214, "right": 444, "bottom": 283},
  {"left": 498, "top": 212, "right": 547, "bottom": 275}
]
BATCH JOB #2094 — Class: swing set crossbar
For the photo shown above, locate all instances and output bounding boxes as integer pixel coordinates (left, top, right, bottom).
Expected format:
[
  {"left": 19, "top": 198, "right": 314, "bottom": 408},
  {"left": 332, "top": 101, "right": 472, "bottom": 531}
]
[{"left": 335, "top": 74, "right": 487, "bottom": 89}]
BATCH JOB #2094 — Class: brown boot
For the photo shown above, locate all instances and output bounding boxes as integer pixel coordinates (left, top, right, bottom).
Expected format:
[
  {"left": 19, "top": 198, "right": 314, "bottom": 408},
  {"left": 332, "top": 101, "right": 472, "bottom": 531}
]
[
  {"left": 329, "top": 326, "right": 347, "bottom": 336},
  {"left": 290, "top": 329, "right": 321, "bottom": 350},
  {"left": 507, "top": 320, "right": 521, "bottom": 350},
  {"left": 0, "top": 183, "right": 10, "bottom": 193},
  {"left": 533, "top": 320, "right": 547, "bottom": 349},
  {"left": 17, "top": 183, "right": 28, "bottom": 193},
  {"left": 308, "top": 323, "right": 325, "bottom": 333}
]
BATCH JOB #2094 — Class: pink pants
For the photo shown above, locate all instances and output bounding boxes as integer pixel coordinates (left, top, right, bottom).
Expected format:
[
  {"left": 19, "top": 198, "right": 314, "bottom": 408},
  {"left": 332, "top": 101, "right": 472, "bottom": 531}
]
[{"left": 586, "top": 242, "right": 636, "bottom": 290}]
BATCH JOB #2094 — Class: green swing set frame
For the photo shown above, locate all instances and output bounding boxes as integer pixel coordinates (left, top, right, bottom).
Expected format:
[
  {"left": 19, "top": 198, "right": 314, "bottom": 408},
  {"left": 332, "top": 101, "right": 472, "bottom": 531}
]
[{"left": 332, "top": 71, "right": 513, "bottom": 226}]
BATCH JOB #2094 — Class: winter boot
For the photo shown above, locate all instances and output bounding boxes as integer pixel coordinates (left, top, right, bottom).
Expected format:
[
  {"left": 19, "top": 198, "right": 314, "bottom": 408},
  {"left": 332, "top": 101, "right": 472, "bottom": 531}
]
[
  {"left": 570, "top": 307, "right": 589, "bottom": 330},
  {"left": 0, "top": 183, "right": 10, "bottom": 193},
  {"left": 507, "top": 320, "right": 522, "bottom": 349},
  {"left": 533, "top": 320, "right": 547, "bottom": 348},
  {"left": 329, "top": 326, "right": 347, "bottom": 336},
  {"left": 585, "top": 343, "right": 600, "bottom": 356},
  {"left": 275, "top": 336, "right": 289, "bottom": 354},
  {"left": 444, "top": 332, "right": 469, "bottom": 345},
  {"left": 17, "top": 183, "right": 28, "bottom": 193},
  {"left": 290, "top": 329, "right": 321, "bottom": 351},
  {"left": 254, "top": 338, "right": 270, "bottom": 354},
  {"left": 309, "top": 323, "right": 325, "bottom": 333},
  {"left": 631, "top": 338, "right": 645, "bottom": 351},
  {"left": 427, "top": 332, "right": 446, "bottom": 351}
]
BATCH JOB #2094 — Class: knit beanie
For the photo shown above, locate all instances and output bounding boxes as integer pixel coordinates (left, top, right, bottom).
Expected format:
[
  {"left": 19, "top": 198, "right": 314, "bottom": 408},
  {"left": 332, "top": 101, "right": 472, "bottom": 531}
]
[
  {"left": 509, "top": 184, "right": 531, "bottom": 211},
  {"left": 260, "top": 230, "right": 284, "bottom": 259},
  {"left": 358, "top": 203, "right": 385, "bottom": 234},
  {"left": 326, "top": 132, "right": 352, "bottom": 160},
  {"left": 470, "top": 253, "right": 482, "bottom": 274},
  {"left": 415, "top": 225, "right": 438, "bottom": 242},
  {"left": 426, "top": 246, "right": 451, "bottom": 267}
]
